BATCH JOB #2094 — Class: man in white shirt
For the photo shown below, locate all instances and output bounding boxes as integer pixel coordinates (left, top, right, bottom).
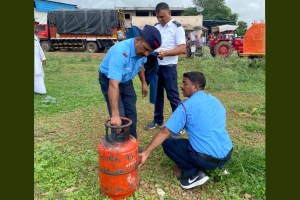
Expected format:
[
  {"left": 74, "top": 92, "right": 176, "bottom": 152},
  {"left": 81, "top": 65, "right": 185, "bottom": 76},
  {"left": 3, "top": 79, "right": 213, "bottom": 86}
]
[
  {"left": 145, "top": 2, "right": 186, "bottom": 131},
  {"left": 34, "top": 25, "right": 47, "bottom": 95}
]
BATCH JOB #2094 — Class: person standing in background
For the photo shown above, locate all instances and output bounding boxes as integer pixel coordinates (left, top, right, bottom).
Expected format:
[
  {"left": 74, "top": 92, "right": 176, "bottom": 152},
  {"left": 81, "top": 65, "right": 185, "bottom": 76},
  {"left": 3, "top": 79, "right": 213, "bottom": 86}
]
[
  {"left": 145, "top": 2, "right": 186, "bottom": 131},
  {"left": 194, "top": 34, "right": 201, "bottom": 51},
  {"left": 186, "top": 37, "right": 192, "bottom": 58},
  {"left": 208, "top": 32, "right": 214, "bottom": 46},
  {"left": 201, "top": 34, "right": 206, "bottom": 46},
  {"left": 34, "top": 25, "right": 47, "bottom": 95}
]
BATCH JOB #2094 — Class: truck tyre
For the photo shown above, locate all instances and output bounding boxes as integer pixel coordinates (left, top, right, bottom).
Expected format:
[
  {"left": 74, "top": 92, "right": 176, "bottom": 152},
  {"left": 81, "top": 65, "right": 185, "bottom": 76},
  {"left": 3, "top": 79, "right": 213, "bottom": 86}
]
[
  {"left": 98, "top": 47, "right": 106, "bottom": 53},
  {"left": 86, "top": 42, "right": 99, "bottom": 53},
  {"left": 214, "top": 41, "right": 232, "bottom": 57},
  {"left": 41, "top": 41, "right": 52, "bottom": 52}
]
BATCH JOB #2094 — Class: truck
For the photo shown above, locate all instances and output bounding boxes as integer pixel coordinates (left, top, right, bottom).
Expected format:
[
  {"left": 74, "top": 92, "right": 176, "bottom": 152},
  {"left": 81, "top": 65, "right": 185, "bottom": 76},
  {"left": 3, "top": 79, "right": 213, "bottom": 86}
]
[
  {"left": 209, "top": 21, "right": 265, "bottom": 57},
  {"left": 35, "top": 9, "right": 125, "bottom": 53}
]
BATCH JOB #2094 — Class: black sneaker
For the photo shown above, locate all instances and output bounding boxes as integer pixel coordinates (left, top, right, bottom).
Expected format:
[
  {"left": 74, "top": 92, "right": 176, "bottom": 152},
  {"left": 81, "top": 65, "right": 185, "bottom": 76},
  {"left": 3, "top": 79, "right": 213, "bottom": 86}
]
[
  {"left": 169, "top": 133, "right": 180, "bottom": 139},
  {"left": 145, "top": 121, "right": 164, "bottom": 130},
  {"left": 169, "top": 129, "right": 185, "bottom": 139},
  {"left": 180, "top": 170, "right": 209, "bottom": 189}
]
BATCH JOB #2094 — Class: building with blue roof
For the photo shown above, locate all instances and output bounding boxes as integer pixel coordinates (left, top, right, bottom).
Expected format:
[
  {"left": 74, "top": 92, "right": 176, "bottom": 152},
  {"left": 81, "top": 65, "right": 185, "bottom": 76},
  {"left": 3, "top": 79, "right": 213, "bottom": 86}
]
[{"left": 34, "top": 0, "right": 77, "bottom": 24}]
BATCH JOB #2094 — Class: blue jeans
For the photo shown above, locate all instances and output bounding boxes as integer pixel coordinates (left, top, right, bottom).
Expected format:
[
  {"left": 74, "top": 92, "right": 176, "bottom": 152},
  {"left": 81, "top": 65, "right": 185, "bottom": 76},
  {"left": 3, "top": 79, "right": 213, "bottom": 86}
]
[
  {"left": 154, "top": 65, "right": 181, "bottom": 124},
  {"left": 162, "top": 138, "right": 231, "bottom": 178},
  {"left": 98, "top": 72, "right": 137, "bottom": 139}
]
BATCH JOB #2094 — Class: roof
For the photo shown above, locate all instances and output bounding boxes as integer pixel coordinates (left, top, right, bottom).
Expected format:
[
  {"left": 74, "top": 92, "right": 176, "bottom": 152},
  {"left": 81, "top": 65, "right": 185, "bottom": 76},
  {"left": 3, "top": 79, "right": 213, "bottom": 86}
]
[
  {"left": 34, "top": 0, "right": 77, "bottom": 12},
  {"left": 211, "top": 24, "right": 239, "bottom": 33},
  {"left": 203, "top": 20, "right": 236, "bottom": 33}
]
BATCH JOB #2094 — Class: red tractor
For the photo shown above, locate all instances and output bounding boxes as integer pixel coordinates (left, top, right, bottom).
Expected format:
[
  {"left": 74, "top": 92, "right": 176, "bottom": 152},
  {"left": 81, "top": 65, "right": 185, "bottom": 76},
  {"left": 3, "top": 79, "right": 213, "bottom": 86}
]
[
  {"left": 209, "top": 22, "right": 265, "bottom": 57},
  {"left": 209, "top": 24, "right": 242, "bottom": 57}
]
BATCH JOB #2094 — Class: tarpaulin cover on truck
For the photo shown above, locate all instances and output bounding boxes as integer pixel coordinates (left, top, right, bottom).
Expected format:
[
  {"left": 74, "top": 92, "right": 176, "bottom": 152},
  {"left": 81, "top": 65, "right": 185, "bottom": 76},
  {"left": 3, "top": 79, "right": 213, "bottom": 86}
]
[{"left": 47, "top": 9, "right": 119, "bottom": 35}]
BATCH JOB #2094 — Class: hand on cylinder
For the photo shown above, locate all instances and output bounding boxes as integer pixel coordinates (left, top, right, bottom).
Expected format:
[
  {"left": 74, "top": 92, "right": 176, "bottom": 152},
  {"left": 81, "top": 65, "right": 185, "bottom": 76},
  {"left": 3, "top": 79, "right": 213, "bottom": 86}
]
[{"left": 110, "top": 116, "right": 122, "bottom": 133}]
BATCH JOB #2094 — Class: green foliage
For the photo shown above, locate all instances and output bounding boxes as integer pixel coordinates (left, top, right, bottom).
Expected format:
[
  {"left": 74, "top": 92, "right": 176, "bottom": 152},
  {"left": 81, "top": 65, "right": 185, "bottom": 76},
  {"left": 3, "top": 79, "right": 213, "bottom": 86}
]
[
  {"left": 183, "top": 52, "right": 265, "bottom": 94},
  {"left": 237, "top": 21, "right": 248, "bottom": 36},
  {"left": 34, "top": 53, "right": 103, "bottom": 117},
  {"left": 244, "top": 122, "right": 265, "bottom": 134},
  {"left": 35, "top": 52, "right": 265, "bottom": 199},
  {"left": 182, "top": 7, "right": 199, "bottom": 16},
  {"left": 193, "top": 0, "right": 238, "bottom": 21},
  {"left": 35, "top": 142, "right": 102, "bottom": 199}
]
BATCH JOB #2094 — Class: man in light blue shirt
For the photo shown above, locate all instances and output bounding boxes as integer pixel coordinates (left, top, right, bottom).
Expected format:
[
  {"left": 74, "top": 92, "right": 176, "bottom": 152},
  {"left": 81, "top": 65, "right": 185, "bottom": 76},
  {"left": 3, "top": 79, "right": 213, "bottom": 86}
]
[
  {"left": 99, "top": 25, "right": 161, "bottom": 141},
  {"left": 139, "top": 71, "right": 233, "bottom": 189}
]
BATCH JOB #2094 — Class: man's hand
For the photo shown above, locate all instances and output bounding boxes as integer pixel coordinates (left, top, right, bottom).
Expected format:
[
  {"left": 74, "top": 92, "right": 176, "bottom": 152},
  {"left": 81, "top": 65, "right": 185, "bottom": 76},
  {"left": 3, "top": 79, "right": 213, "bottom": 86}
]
[
  {"left": 158, "top": 50, "right": 166, "bottom": 58},
  {"left": 110, "top": 115, "right": 122, "bottom": 133},
  {"left": 138, "top": 151, "right": 150, "bottom": 169},
  {"left": 142, "top": 83, "right": 148, "bottom": 98},
  {"left": 137, "top": 127, "right": 171, "bottom": 168}
]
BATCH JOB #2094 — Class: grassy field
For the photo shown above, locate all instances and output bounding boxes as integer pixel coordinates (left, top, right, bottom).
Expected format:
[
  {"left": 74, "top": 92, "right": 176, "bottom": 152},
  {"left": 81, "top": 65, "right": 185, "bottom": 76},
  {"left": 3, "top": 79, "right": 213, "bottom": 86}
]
[{"left": 34, "top": 49, "right": 265, "bottom": 200}]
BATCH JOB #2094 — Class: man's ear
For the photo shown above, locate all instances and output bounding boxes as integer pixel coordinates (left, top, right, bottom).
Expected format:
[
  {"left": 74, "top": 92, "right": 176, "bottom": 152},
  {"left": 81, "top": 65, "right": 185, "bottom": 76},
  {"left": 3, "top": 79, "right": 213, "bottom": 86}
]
[
  {"left": 194, "top": 84, "right": 201, "bottom": 91},
  {"left": 136, "top": 36, "right": 145, "bottom": 46},
  {"left": 135, "top": 35, "right": 142, "bottom": 42}
]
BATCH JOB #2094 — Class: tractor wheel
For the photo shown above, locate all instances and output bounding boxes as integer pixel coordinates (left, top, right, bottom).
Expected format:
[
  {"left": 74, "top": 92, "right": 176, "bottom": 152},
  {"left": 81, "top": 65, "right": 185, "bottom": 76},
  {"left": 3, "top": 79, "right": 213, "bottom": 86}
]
[
  {"left": 214, "top": 41, "right": 232, "bottom": 57},
  {"left": 86, "top": 42, "right": 99, "bottom": 53},
  {"left": 40, "top": 41, "right": 52, "bottom": 52}
]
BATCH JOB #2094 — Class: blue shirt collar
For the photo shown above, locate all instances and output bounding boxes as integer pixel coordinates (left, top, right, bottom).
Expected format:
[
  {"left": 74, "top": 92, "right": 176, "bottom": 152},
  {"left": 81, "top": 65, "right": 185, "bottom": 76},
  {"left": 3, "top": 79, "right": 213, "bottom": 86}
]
[
  {"left": 129, "top": 38, "right": 137, "bottom": 58},
  {"left": 191, "top": 90, "right": 205, "bottom": 97}
]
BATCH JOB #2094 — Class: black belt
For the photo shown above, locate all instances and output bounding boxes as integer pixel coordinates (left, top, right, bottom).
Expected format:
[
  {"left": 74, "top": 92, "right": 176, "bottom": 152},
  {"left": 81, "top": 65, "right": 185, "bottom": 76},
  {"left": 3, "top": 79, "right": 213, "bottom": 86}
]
[
  {"left": 198, "top": 148, "right": 233, "bottom": 163},
  {"left": 159, "top": 64, "right": 177, "bottom": 68}
]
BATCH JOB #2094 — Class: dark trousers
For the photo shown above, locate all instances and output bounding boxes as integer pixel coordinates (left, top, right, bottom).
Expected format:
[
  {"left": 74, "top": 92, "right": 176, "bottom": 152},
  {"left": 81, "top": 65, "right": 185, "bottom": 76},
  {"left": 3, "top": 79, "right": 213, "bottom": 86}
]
[
  {"left": 154, "top": 65, "right": 181, "bottom": 124},
  {"left": 186, "top": 47, "right": 192, "bottom": 58},
  {"left": 98, "top": 72, "right": 137, "bottom": 138},
  {"left": 162, "top": 138, "right": 232, "bottom": 178}
]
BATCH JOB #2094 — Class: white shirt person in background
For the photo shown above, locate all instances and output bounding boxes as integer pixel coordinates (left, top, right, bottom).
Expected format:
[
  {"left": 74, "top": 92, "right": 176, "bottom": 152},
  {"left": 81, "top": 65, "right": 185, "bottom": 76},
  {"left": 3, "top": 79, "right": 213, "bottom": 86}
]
[{"left": 34, "top": 33, "right": 47, "bottom": 94}]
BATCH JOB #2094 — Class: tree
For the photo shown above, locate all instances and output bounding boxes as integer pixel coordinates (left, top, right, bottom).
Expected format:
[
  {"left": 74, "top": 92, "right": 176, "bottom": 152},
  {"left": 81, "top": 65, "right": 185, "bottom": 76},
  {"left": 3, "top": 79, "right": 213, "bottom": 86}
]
[
  {"left": 182, "top": 7, "right": 198, "bottom": 16},
  {"left": 236, "top": 21, "right": 248, "bottom": 36},
  {"left": 192, "top": 0, "right": 238, "bottom": 21}
]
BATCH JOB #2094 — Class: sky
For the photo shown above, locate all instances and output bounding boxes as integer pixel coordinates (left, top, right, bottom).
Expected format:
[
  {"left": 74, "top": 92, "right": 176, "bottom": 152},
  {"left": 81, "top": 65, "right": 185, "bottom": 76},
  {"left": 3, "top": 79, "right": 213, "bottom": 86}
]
[
  {"left": 225, "top": 0, "right": 265, "bottom": 26},
  {"left": 54, "top": 0, "right": 265, "bottom": 27}
]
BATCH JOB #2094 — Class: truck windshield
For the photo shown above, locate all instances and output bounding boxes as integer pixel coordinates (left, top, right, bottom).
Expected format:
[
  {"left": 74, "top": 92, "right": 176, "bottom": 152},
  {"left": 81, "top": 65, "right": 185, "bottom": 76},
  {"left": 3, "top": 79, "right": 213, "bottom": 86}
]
[{"left": 36, "top": 25, "right": 45, "bottom": 32}]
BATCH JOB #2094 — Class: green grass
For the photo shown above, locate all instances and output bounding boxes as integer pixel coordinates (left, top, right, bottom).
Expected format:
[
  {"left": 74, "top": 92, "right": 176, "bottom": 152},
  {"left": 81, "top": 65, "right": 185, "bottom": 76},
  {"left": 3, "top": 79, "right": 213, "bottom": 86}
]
[{"left": 34, "top": 51, "right": 265, "bottom": 200}]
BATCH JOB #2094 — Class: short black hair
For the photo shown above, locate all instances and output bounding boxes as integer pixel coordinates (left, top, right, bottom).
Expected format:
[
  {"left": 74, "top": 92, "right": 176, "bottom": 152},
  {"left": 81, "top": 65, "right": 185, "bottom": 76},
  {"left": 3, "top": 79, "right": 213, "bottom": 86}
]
[
  {"left": 155, "top": 2, "right": 170, "bottom": 13},
  {"left": 183, "top": 71, "right": 206, "bottom": 89}
]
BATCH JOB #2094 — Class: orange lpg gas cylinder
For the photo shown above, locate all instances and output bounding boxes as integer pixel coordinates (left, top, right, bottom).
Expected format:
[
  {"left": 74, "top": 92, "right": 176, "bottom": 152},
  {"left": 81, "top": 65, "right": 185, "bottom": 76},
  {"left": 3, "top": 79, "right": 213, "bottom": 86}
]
[{"left": 98, "top": 117, "right": 138, "bottom": 200}]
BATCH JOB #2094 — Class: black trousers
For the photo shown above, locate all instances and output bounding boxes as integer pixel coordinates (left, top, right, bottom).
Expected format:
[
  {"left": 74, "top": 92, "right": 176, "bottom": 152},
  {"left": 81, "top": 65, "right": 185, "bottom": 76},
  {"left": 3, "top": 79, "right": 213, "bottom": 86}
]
[
  {"left": 154, "top": 65, "right": 181, "bottom": 124},
  {"left": 98, "top": 72, "right": 137, "bottom": 138}
]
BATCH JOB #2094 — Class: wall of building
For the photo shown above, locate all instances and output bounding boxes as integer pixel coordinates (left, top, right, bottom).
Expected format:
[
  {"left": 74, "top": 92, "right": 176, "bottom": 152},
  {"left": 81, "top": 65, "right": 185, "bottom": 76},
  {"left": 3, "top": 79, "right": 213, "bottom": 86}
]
[
  {"left": 132, "top": 15, "right": 202, "bottom": 28},
  {"left": 131, "top": 15, "right": 204, "bottom": 36},
  {"left": 34, "top": 11, "right": 47, "bottom": 24}
]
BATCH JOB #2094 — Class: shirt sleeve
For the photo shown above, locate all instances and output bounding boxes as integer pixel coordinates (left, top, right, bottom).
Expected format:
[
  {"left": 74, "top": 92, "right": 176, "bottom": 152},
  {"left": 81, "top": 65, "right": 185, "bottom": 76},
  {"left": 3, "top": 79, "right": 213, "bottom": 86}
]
[
  {"left": 165, "top": 104, "right": 186, "bottom": 134},
  {"left": 175, "top": 26, "right": 186, "bottom": 45},
  {"left": 107, "top": 48, "right": 127, "bottom": 82}
]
